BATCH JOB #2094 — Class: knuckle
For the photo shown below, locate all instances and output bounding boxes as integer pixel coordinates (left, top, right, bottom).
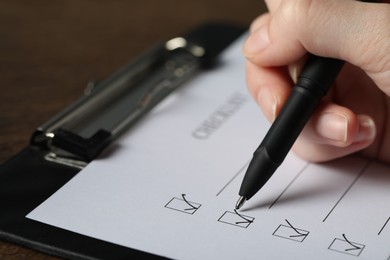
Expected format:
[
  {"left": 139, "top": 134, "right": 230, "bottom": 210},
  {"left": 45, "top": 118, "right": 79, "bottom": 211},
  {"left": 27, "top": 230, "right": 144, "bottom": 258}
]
[
  {"left": 354, "top": 6, "right": 390, "bottom": 80},
  {"left": 249, "top": 13, "right": 271, "bottom": 32},
  {"left": 278, "top": 0, "right": 318, "bottom": 40},
  {"left": 279, "top": 0, "right": 315, "bottom": 25}
]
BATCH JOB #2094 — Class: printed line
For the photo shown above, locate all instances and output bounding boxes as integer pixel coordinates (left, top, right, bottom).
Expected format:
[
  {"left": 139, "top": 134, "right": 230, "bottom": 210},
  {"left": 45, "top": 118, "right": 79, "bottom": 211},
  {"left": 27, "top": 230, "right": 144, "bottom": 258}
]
[
  {"left": 268, "top": 163, "right": 310, "bottom": 209},
  {"left": 342, "top": 234, "right": 361, "bottom": 251},
  {"left": 285, "top": 219, "right": 306, "bottom": 237},
  {"left": 181, "top": 194, "right": 199, "bottom": 210},
  {"left": 216, "top": 160, "right": 250, "bottom": 196},
  {"left": 322, "top": 160, "right": 371, "bottom": 222},
  {"left": 378, "top": 216, "right": 390, "bottom": 235}
]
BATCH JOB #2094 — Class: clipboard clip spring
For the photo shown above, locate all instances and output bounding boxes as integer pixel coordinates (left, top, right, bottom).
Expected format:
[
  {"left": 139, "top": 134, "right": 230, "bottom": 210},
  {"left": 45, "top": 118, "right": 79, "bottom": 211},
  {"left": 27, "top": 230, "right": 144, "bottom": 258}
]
[{"left": 31, "top": 36, "right": 207, "bottom": 166}]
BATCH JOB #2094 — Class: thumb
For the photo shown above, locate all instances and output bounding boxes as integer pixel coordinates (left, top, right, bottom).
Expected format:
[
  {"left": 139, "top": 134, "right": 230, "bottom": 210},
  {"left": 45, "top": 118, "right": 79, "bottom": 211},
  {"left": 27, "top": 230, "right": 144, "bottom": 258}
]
[{"left": 243, "top": 0, "right": 390, "bottom": 95}]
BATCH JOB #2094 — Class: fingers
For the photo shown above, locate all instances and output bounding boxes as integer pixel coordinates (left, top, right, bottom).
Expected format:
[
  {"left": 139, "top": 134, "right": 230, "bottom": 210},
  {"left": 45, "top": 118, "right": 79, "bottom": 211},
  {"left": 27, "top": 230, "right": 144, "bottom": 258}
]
[
  {"left": 249, "top": 60, "right": 378, "bottom": 161},
  {"left": 247, "top": 62, "right": 376, "bottom": 162},
  {"left": 264, "top": 0, "right": 282, "bottom": 13},
  {"left": 247, "top": 60, "right": 376, "bottom": 161},
  {"left": 304, "top": 103, "right": 376, "bottom": 147},
  {"left": 246, "top": 61, "right": 292, "bottom": 122},
  {"left": 243, "top": 0, "right": 390, "bottom": 94},
  {"left": 245, "top": 0, "right": 386, "bottom": 162},
  {"left": 248, "top": 13, "right": 270, "bottom": 33},
  {"left": 293, "top": 106, "right": 376, "bottom": 162}
]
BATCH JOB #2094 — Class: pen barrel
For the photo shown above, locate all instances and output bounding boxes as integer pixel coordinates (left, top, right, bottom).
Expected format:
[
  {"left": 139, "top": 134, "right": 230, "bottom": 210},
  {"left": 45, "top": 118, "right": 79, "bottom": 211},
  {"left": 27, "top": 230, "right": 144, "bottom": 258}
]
[
  {"left": 258, "top": 56, "right": 344, "bottom": 163},
  {"left": 240, "top": 147, "right": 279, "bottom": 199},
  {"left": 298, "top": 56, "right": 345, "bottom": 95},
  {"left": 239, "top": 56, "right": 344, "bottom": 200},
  {"left": 240, "top": 57, "right": 344, "bottom": 199},
  {"left": 255, "top": 56, "right": 344, "bottom": 164},
  {"left": 260, "top": 85, "right": 322, "bottom": 162}
]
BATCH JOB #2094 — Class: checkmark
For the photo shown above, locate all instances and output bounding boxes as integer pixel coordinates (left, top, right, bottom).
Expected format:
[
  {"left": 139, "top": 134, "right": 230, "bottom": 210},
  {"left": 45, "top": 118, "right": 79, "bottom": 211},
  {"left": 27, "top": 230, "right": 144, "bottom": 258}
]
[
  {"left": 273, "top": 220, "right": 309, "bottom": 242},
  {"left": 285, "top": 219, "right": 307, "bottom": 238},
  {"left": 342, "top": 234, "right": 362, "bottom": 251},
  {"left": 181, "top": 194, "right": 200, "bottom": 211},
  {"left": 218, "top": 210, "right": 254, "bottom": 228},
  {"left": 328, "top": 234, "right": 365, "bottom": 256},
  {"left": 233, "top": 209, "right": 254, "bottom": 225},
  {"left": 165, "top": 195, "right": 201, "bottom": 215}
]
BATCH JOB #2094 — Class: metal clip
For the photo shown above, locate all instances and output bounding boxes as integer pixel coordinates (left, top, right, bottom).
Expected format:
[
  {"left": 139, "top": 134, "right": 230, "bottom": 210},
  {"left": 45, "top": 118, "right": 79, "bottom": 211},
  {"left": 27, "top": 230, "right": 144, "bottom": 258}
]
[
  {"left": 165, "top": 37, "right": 205, "bottom": 58},
  {"left": 44, "top": 153, "right": 87, "bottom": 170},
  {"left": 33, "top": 36, "right": 206, "bottom": 167}
]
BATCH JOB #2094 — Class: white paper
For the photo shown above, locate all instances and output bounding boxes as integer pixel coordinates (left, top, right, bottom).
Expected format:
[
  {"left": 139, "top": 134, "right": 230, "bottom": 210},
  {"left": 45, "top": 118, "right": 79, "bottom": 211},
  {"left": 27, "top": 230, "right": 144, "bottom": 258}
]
[{"left": 28, "top": 37, "right": 390, "bottom": 260}]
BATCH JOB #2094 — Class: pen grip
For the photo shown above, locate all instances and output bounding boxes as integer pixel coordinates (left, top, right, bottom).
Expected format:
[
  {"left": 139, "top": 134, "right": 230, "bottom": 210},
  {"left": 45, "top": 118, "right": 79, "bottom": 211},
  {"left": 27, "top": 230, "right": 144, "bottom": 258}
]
[
  {"left": 258, "top": 56, "right": 344, "bottom": 163},
  {"left": 299, "top": 56, "right": 345, "bottom": 96}
]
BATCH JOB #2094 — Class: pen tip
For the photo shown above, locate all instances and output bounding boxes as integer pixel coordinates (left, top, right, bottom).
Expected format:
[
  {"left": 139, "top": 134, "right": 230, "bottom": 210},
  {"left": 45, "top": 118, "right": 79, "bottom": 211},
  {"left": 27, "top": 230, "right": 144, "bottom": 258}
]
[{"left": 235, "top": 196, "right": 246, "bottom": 210}]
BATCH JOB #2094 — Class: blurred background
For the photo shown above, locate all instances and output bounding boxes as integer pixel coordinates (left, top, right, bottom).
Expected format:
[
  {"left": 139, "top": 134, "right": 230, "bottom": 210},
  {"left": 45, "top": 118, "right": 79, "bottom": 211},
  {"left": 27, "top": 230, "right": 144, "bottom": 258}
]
[{"left": 0, "top": 1, "right": 266, "bottom": 258}]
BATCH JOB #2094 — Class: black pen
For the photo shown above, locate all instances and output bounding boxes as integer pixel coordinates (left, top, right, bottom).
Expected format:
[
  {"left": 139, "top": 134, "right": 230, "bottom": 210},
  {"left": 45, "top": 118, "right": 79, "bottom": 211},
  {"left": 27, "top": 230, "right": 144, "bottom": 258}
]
[{"left": 235, "top": 55, "right": 344, "bottom": 209}]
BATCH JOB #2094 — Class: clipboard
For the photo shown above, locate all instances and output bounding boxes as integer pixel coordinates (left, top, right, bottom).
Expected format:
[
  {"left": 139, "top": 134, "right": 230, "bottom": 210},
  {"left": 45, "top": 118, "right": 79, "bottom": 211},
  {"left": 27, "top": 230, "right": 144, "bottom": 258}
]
[{"left": 0, "top": 22, "right": 245, "bottom": 259}]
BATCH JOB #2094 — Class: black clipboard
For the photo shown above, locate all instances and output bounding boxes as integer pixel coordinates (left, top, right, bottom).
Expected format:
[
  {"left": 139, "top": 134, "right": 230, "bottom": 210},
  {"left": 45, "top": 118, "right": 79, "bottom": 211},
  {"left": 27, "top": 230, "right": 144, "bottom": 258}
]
[{"left": 0, "top": 22, "right": 245, "bottom": 259}]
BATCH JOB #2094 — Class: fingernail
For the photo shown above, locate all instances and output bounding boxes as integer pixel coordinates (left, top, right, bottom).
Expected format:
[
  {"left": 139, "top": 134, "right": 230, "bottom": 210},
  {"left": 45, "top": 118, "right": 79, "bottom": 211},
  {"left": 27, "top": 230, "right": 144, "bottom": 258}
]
[
  {"left": 317, "top": 112, "right": 348, "bottom": 143},
  {"left": 288, "top": 64, "right": 300, "bottom": 84},
  {"left": 354, "top": 115, "right": 376, "bottom": 143},
  {"left": 258, "top": 88, "right": 278, "bottom": 122},
  {"left": 243, "top": 24, "right": 270, "bottom": 57}
]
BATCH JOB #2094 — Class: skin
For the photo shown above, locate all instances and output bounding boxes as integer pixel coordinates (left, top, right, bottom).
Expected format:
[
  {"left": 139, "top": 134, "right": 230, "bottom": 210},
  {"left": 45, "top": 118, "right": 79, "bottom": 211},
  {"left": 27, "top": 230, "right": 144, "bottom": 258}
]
[{"left": 244, "top": 0, "right": 390, "bottom": 163}]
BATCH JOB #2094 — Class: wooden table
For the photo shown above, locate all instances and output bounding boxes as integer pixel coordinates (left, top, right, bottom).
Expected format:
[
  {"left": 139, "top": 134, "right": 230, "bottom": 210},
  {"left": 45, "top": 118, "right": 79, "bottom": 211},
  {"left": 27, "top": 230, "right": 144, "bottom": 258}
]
[{"left": 0, "top": 1, "right": 266, "bottom": 258}]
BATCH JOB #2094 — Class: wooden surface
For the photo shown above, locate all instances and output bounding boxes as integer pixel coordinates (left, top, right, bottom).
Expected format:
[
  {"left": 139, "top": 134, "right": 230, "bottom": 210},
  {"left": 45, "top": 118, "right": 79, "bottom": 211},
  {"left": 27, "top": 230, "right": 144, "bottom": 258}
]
[{"left": 0, "top": 1, "right": 266, "bottom": 258}]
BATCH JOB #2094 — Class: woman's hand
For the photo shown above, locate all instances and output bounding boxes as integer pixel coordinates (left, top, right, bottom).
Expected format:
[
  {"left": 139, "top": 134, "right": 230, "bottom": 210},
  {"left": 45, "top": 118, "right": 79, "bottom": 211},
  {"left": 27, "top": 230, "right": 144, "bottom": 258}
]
[{"left": 244, "top": 0, "right": 390, "bottom": 163}]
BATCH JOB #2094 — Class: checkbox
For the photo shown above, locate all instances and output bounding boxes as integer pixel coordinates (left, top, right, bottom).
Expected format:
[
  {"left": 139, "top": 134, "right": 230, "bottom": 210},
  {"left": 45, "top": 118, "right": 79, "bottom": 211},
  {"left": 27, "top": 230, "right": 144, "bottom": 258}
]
[
  {"left": 273, "top": 224, "right": 309, "bottom": 242},
  {"left": 165, "top": 197, "right": 201, "bottom": 215},
  {"left": 218, "top": 211, "right": 254, "bottom": 228},
  {"left": 329, "top": 237, "right": 365, "bottom": 256}
]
